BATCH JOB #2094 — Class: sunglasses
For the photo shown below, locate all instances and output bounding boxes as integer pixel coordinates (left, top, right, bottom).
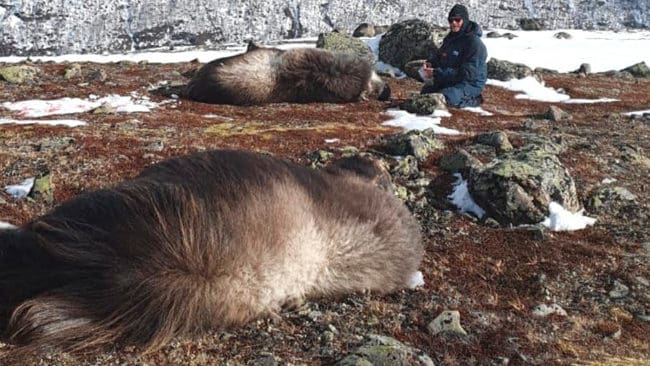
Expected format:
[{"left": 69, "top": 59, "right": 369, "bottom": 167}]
[{"left": 448, "top": 17, "right": 463, "bottom": 23}]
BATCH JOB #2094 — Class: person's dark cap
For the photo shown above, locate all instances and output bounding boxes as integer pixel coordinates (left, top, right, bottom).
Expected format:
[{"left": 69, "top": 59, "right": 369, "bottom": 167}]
[{"left": 448, "top": 4, "right": 469, "bottom": 23}]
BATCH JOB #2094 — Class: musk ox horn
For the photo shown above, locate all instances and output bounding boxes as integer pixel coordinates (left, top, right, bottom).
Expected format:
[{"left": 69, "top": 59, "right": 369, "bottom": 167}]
[{"left": 0, "top": 149, "right": 421, "bottom": 355}]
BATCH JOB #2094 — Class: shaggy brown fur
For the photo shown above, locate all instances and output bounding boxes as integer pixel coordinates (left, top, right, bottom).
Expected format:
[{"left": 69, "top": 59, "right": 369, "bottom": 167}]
[
  {"left": 0, "top": 150, "right": 422, "bottom": 355},
  {"left": 186, "top": 46, "right": 391, "bottom": 105}
]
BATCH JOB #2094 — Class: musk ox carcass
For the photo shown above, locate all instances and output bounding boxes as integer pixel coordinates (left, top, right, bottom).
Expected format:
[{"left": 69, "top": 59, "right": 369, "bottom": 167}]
[
  {"left": 186, "top": 45, "right": 391, "bottom": 105},
  {"left": 0, "top": 150, "right": 422, "bottom": 355}
]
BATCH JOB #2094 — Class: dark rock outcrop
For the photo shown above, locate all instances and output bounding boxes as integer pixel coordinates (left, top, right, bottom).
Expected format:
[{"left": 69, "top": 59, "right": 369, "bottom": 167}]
[{"left": 378, "top": 19, "right": 443, "bottom": 70}]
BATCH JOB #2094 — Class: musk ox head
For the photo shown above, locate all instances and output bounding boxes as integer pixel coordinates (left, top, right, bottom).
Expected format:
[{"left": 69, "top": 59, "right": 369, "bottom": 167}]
[{"left": 186, "top": 45, "right": 391, "bottom": 105}]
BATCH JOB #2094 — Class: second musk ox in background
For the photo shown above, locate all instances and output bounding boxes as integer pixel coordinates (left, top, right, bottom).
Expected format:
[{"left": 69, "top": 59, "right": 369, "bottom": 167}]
[{"left": 186, "top": 43, "right": 391, "bottom": 105}]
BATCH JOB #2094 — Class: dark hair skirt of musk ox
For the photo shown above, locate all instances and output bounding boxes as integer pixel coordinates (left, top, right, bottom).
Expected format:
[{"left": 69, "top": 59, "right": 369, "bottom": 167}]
[
  {"left": 186, "top": 44, "right": 391, "bottom": 105},
  {"left": 0, "top": 150, "right": 422, "bottom": 357}
]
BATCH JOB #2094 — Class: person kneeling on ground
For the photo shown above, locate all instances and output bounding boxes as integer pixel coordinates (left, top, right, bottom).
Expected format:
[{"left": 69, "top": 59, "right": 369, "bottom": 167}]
[{"left": 420, "top": 4, "right": 488, "bottom": 108}]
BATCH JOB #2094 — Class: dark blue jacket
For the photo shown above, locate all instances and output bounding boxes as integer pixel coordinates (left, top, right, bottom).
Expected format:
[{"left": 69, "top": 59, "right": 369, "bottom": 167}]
[{"left": 422, "top": 21, "right": 488, "bottom": 108}]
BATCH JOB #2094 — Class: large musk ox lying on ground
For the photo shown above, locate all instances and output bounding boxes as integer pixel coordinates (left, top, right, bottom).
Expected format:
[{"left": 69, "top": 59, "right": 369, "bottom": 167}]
[
  {"left": 186, "top": 43, "right": 391, "bottom": 105},
  {"left": 0, "top": 150, "right": 422, "bottom": 355}
]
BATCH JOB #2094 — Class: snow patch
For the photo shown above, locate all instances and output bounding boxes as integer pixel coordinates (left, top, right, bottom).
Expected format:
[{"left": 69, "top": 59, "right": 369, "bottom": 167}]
[
  {"left": 448, "top": 173, "right": 486, "bottom": 219},
  {"left": 407, "top": 271, "right": 425, "bottom": 289},
  {"left": 383, "top": 109, "right": 459, "bottom": 135},
  {"left": 541, "top": 201, "right": 596, "bottom": 231},
  {"left": 0, "top": 118, "right": 86, "bottom": 127},
  {"left": 2, "top": 94, "right": 158, "bottom": 118},
  {"left": 4, "top": 178, "right": 34, "bottom": 199}
]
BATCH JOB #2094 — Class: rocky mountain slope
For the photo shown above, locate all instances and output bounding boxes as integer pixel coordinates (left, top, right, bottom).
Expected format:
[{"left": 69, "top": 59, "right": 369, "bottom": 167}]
[{"left": 1, "top": 0, "right": 648, "bottom": 56}]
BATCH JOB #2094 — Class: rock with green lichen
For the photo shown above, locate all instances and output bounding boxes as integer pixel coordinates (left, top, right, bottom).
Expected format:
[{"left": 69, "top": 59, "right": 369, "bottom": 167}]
[
  {"left": 375, "top": 129, "right": 445, "bottom": 161},
  {"left": 64, "top": 63, "right": 83, "bottom": 79},
  {"left": 468, "top": 144, "right": 580, "bottom": 226},
  {"left": 32, "top": 173, "right": 54, "bottom": 204},
  {"left": 586, "top": 186, "right": 638, "bottom": 212},
  {"left": 0, "top": 65, "right": 40, "bottom": 84},
  {"left": 316, "top": 32, "right": 375, "bottom": 64},
  {"left": 621, "top": 61, "right": 650, "bottom": 78},
  {"left": 337, "top": 334, "right": 434, "bottom": 366},
  {"left": 475, "top": 131, "right": 513, "bottom": 153},
  {"left": 392, "top": 155, "right": 419, "bottom": 178},
  {"left": 439, "top": 149, "right": 483, "bottom": 174},
  {"left": 401, "top": 93, "right": 447, "bottom": 115}
]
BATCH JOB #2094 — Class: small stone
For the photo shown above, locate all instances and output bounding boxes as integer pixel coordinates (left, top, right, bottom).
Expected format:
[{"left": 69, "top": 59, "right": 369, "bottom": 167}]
[
  {"left": 553, "top": 31, "right": 572, "bottom": 39},
  {"left": 340, "top": 146, "right": 360, "bottom": 157},
  {"left": 402, "top": 93, "right": 448, "bottom": 114},
  {"left": 145, "top": 141, "right": 165, "bottom": 152},
  {"left": 64, "top": 63, "right": 83, "bottom": 79},
  {"left": 532, "top": 303, "right": 567, "bottom": 317},
  {"left": 306, "top": 149, "right": 334, "bottom": 167},
  {"left": 439, "top": 149, "right": 483, "bottom": 173},
  {"left": 577, "top": 63, "right": 591, "bottom": 74},
  {"left": 321, "top": 330, "right": 335, "bottom": 345},
  {"left": 475, "top": 131, "right": 513, "bottom": 152},
  {"left": 609, "top": 280, "right": 630, "bottom": 299},
  {"left": 92, "top": 103, "right": 117, "bottom": 114},
  {"left": 483, "top": 217, "right": 501, "bottom": 228},
  {"left": 428, "top": 310, "right": 468, "bottom": 336},
  {"left": 32, "top": 173, "right": 54, "bottom": 204},
  {"left": 90, "top": 69, "right": 108, "bottom": 82},
  {"left": 545, "top": 105, "right": 572, "bottom": 122},
  {"left": 609, "top": 307, "right": 633, "bottom": 322}
]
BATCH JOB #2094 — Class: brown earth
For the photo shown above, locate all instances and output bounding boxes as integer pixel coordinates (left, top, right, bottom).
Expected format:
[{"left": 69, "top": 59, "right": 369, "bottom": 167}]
[{"left": 0, "top": 60, "right": 649, "bottom": 365}]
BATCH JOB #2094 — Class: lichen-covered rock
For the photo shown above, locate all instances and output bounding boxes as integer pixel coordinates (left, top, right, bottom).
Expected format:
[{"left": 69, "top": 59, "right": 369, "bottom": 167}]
[
  {"left": 474, "top": 131, "right": 513, "bottom": 153},
  {"left": 553, "top": 31, "right": 572, "bottom": 39},
  {"left": 519, "top": 18, "right": 545, "bottom": 30},
  {"left": 32, "top": 172, "right": 54, "bottom": 204},
  {"left": 438, "top": 149, "right": 484, "bottom": 174},
  {"left": 64, "top": 63, "right": 83, "bottom": 79},
  {"left": 428, "top": 310, "right": 468, "bottom": 336},
  {"left": 401, "top": 93, "right": 447, "bottom": 115},
  {"left": 351, "top": 23, "right": 388, "bottom": 37},
  {"left": 545, "top": 105, "right": 572, "bottom": 121},
  {"left": 0, "top": 65, "right": 40, "bottom": 84},
  {"left": 375, "top": 129, "right": 445, "bottom": 161},
  {"left": 621, "top": 62, "right": 650, "bottom": 77},
  {"left": 392, "top": 155, "right": 420, "bottom": 178},
  {"left": 316, "top": 32, "right": 375, "bottom": 64},
  {"left": 352, "top": 23, "right": 376, "bottom": 37},
  {"left": 337, "top": 334, "right": 434, "bottom": 366},
  {"left": 378, "top": 19, "right": 443, "bottom": 70},
  {"left": 468, "top": 143, "right": 580, "bottom": 226},
  {"left": 586, "top": 186, "right": 637, "bottom": 212},
  {"left": 487, "top": 59, "right": 537, "bottom": 81}
]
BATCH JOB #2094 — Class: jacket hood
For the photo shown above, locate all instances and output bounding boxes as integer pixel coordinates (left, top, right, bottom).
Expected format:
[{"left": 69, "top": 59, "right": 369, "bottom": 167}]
[
  {"left": 464, "top": 21, "right": 482, "bottom": 37},
  {"left": 445, "top": 20, "right": 482, "bottom": 41}
]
